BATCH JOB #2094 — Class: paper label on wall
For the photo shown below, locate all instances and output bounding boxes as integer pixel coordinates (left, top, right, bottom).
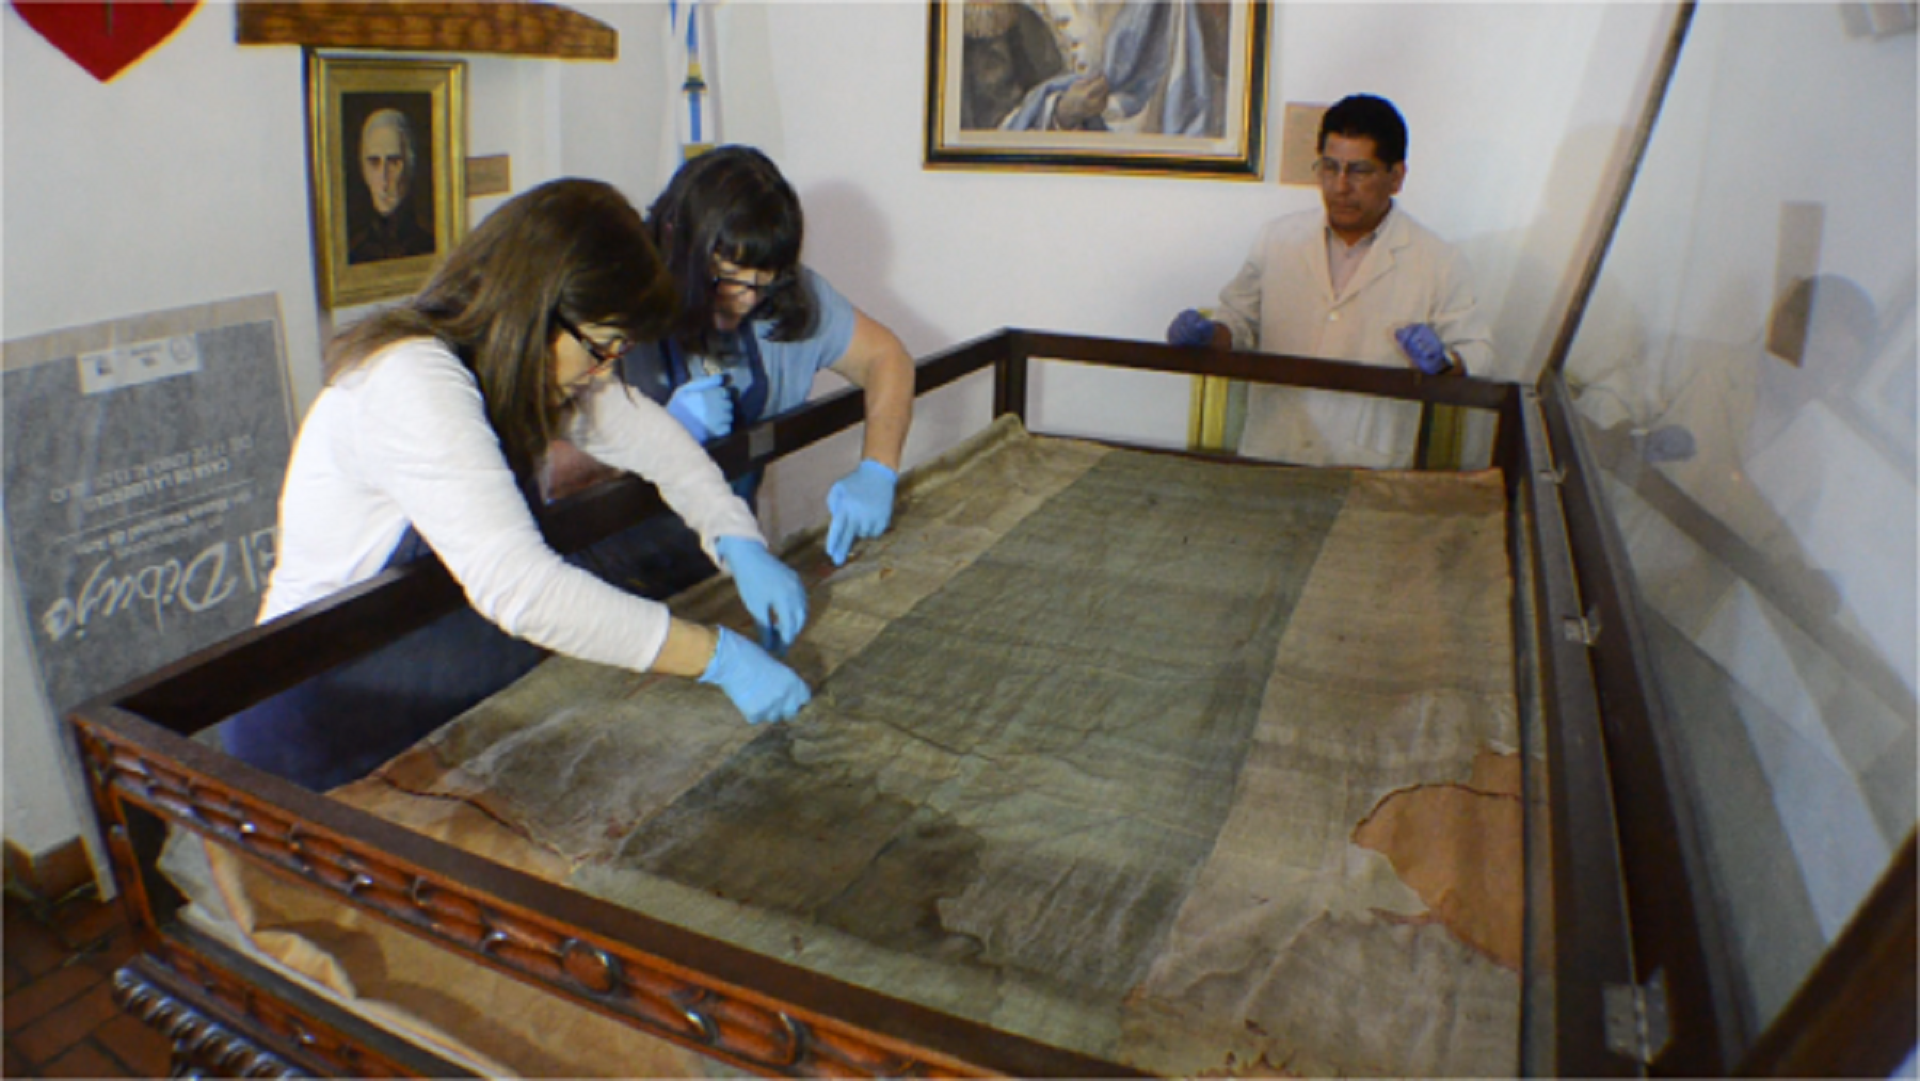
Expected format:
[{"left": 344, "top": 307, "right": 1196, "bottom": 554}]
[
  {"left": 2, "top": 294, "right": 295, "bottom": 716},
  {"left": 1279, "top": 102, "right": 1329, "bottom": 186}
]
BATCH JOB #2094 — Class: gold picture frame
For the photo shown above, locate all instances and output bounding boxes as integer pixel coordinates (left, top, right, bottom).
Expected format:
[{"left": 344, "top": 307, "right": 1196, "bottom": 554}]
[
  {"left": 308, "top": 54, "right": 466, "bottom": 309},
  {"left": 924, "top": 0, "right": 1269, "bottom": 178}
]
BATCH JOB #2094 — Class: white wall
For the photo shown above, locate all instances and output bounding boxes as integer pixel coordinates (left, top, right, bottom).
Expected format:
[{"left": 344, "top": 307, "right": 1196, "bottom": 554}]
[{"left": 1, "top": 1, "right": 1673, "bottom": 866}]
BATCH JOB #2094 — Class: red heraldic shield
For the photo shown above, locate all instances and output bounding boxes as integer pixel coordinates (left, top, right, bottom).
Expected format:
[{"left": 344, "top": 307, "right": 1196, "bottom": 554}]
[{"left": 11, "top": 1, "right": 201, "bottom": 83}]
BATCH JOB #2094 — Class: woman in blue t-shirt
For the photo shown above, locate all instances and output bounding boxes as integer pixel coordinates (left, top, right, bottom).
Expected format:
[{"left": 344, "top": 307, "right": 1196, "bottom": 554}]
[{"left": 560, "top": 146, "right": 915, "bottom": 598}]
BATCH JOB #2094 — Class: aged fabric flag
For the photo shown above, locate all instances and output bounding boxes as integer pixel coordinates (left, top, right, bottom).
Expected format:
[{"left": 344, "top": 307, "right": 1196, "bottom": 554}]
[{"left": 196, "top": 418, "right": 1522, "bottom": 1076}]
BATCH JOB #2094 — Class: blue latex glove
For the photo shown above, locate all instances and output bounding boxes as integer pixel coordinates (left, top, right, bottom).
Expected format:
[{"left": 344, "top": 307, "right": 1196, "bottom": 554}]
[
  {"left": 714, "top": 535, "right": 807, "bottom": 654},
  {"left": 1394, "top": 323, "right": 1456, "bottom": 375},
  {"left": 700, "top": 626, "right": 811, "bottom": 724},
  {"left": 1166, "top": 308, "right": 1218, "bottom": 348},
  {"left": 825, "top": 459, "right": 897, "bottom": 566},
  {"left": 666, "top": 373, "right": 733, "bottom": 442}
]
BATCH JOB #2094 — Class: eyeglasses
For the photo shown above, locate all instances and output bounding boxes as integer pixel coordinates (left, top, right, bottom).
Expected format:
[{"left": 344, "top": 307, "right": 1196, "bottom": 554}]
[
  {"left": 554, "top": 314, "right": 633, "bottom": 378},
  {"left": 712, "top": 273, "right": 790, "bottom": 301},
  {"left": 1312, "top": 157, "right": 1386, "bottom": 182}
]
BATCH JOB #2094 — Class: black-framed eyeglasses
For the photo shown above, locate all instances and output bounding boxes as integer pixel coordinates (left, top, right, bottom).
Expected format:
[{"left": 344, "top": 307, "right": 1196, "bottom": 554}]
[
  {"left": 712, "top": 273, "right": 790, "bottom": 300},
  {"left": 1312, "top": 157, "right": 1386, "bottom": 182},
  {"left": 554, "top": 313, "right": 634, "bottom": 377}
]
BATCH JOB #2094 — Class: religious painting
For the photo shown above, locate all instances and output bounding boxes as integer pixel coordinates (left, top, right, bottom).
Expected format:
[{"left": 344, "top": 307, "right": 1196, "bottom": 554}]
[
  {"left": 924, "top": 0, "right": 1269, "bottom": 178},
  {"left": 309, "top": 55, "right": 466, "bottom": 309}
]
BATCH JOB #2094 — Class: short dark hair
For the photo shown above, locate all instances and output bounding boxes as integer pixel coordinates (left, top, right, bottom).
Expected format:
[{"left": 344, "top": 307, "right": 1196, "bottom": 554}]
[
  {"left": 1319, "top": 94, "right": 1408, "bottom": 166},
  {"left": 329, "top": 178, "right": 677, "bottom": 480},
  {"left": 646, "top": 145, "right": 816, "bottom": 354}
]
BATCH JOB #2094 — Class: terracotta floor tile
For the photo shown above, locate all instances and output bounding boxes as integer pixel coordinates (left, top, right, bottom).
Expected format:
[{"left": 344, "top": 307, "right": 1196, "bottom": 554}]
[
  {"left": 1, "top": 910, "right": 70, "bottom": 983},
  {"left": 96, "top": 1011, "right": 172, "bottom": 1075},
  {"left": 50, "top": 901, "right": 121, "bottom": 949},
  {"left": 4, "top": 887, "right": 152, "bottom": 1078},
  {"left": 5, "top": 1038, "right": 33, "bottom": 1076},
  {"left": 11, "top": 981, "right": 120, "bottom": 1063},
  {"left": 3, "top": 963, "right": 101, "bottom": 1034},
  {"left": 35, "top": 1039, "right": 125, "bottom": 1078}
]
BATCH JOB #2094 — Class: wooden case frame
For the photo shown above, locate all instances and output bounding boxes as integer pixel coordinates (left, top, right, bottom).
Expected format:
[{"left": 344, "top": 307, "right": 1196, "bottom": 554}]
[{"left": 69, "top": 330, "right": 1915, "bottom": 1077}]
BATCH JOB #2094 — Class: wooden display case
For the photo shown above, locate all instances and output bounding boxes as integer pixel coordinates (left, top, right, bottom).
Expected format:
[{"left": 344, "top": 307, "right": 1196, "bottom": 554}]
[{"left": 69, "top": 332, "right": 1913, "bottom": 1076}]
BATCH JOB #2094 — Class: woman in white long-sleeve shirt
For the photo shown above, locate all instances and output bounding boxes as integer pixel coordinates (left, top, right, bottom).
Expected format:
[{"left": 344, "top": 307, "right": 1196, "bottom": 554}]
[{"left": 223, "top": 179, "right": 811, "bottom": 790}]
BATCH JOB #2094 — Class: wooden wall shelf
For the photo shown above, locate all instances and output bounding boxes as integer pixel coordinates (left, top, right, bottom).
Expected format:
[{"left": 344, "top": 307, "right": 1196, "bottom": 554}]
[{"left": 235, "top": 2, "right": 617, "bottom": 60}]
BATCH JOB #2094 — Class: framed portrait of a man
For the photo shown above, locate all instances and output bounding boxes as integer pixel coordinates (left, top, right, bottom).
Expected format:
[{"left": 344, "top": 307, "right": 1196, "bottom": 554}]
[
  {"left": 309, "top": 55, "right": 466, "bottom": 308},
  {"left": 925, "top": 0, "right": 1269, "bottom": 178}
]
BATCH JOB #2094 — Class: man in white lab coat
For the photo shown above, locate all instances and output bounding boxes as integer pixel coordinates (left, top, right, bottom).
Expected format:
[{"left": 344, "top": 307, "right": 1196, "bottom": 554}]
[{"left": 1167, "top": 94, "right": 1496, "bottom": 468}]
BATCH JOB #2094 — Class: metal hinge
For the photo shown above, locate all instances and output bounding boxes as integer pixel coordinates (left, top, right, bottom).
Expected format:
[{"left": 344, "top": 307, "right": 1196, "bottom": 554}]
[
  {"left": 1604, "top": 968, "right": 1672, "bottom": 1065},
  {"left": 1562, "top": 605, "right": 1603, "bottom": 646}
]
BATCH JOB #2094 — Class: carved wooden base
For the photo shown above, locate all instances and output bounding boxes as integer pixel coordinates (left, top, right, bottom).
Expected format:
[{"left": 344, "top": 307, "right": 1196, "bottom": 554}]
[
  {"left": 107, "top": 939, "right": 450, "bottom": 1079},
  {"left": 79, "top": 725, "right": 997, "bottom": 1077},
  {"left": 113, "top": 965, "right": 296, "bottom": 1079}
]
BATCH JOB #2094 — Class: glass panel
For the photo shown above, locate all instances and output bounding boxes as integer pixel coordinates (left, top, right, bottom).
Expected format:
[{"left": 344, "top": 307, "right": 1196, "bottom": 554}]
[{"left": 1561, "top": 2, "right": 1915, "bottom": 1040}]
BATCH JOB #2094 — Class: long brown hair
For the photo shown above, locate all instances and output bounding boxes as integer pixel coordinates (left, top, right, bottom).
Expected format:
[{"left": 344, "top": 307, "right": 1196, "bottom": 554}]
[{"left": 328, "top": 178, "right": 678, "bottom": 480}]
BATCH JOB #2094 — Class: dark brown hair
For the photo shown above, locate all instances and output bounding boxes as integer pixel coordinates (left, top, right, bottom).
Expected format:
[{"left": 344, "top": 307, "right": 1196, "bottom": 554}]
[
  {"left": 646, "top": 145, "right": 816, "bottom": 355},
  {"left": 1319, "top": 94, "right": 1408, "bottom": 166},
  {"left": 328, "top": 178, "right": 677, "bottom": 480}
]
